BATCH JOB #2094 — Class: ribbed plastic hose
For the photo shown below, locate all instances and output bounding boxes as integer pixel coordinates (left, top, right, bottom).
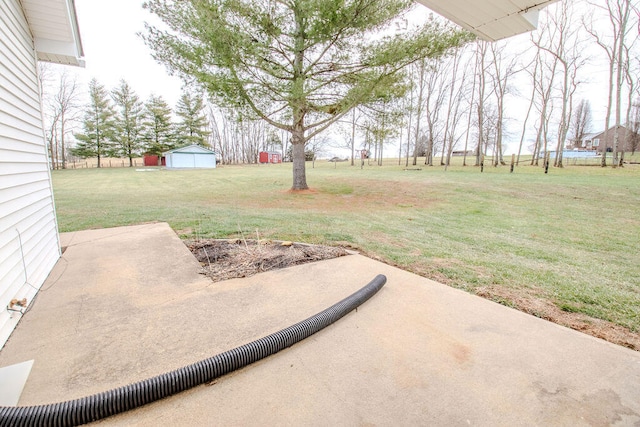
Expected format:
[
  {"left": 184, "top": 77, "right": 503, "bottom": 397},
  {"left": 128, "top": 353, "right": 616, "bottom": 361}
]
[{"left": 0, "top": 274, "right": 387, "bottom": 427}]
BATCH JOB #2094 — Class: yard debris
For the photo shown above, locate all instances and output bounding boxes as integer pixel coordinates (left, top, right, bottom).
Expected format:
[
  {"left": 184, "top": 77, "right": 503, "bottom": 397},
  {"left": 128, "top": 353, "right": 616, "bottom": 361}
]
[
  {"left": 187, "top": 239, "right": 349, "bottom": 283},
  {"left": 9, "top": 298, "right": 27, "bottom": 308}
]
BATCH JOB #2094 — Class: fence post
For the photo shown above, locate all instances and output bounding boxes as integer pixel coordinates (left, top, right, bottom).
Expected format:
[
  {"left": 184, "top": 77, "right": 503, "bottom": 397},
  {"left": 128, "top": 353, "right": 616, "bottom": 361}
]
[
  {"left": 544, "top": 152, "right": 550, "bottom": 174},
  {"left": 510, "top": 154, "right": 515, "bottom": 173}
]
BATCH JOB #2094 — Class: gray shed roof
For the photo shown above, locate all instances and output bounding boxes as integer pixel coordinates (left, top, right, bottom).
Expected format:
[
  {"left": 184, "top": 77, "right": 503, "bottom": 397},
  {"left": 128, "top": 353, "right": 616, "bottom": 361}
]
[{"left": 163, "top": 144, "right": 216, "bottom": 156}]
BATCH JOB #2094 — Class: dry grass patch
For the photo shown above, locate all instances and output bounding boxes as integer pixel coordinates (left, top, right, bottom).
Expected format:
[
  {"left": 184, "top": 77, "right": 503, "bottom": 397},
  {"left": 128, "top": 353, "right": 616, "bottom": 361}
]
[{"left": 247, "top": 178, "right": 439, "bottom": 214}]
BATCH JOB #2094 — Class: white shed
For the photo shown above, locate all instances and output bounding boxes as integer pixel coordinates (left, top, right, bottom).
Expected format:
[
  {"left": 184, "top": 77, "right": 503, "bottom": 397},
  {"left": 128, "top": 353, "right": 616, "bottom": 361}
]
[
  {"left": 164, "top": 145, "right": 217, "bottom": 169},
  {"left": 0, "top": 0, "right": 84, "bottom": 347}
]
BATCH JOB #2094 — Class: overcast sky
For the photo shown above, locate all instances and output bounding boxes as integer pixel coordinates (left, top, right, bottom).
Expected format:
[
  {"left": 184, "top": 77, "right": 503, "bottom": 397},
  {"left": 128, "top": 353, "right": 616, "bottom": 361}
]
[{"left": 73, "top": 0, "right": 183, "bottom": 105}]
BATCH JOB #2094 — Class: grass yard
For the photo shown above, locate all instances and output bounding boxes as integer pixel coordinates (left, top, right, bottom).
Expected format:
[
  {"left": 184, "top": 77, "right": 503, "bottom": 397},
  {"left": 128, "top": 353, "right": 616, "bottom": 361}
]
[{"left": 52, "top": 159, "right": 640, "bottom": 348}]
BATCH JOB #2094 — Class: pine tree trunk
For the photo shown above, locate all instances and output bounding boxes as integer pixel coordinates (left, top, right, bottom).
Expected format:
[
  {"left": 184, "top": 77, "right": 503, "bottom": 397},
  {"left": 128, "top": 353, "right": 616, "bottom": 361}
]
[{"left": 291, "top": 128, "right": 308, "bottom": 190}]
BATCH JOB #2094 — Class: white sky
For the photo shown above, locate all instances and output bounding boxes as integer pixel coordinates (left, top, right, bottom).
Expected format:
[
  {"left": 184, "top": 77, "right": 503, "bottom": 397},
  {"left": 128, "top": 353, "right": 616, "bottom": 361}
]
[
  {"left": 72, "top": 0, "right": 183, "bottom": 106},
  {"left": 49, "top": 0, "right": 629, "bottom": 156}
]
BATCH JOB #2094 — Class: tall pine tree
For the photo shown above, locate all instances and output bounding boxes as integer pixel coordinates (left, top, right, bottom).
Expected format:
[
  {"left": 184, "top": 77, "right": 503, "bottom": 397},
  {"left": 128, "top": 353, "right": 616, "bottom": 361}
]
[
  {"left": 72, "top": 79, "right": 116, "bottom": 168},
  {"left": 112, "top": 79, "right": 144, "bottom": 166},
  {"left": 175, "top": 89, "right": 211, "bottom": 147},
  {"left": 143, "top": 0, "right": 471, "bottom": 189},
  {"left": 143, "top": 94, "right": 175, "bottom": 158}
]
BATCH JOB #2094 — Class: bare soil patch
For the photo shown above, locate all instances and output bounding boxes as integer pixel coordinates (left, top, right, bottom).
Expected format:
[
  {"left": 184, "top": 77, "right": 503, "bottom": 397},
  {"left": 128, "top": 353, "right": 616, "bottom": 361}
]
[
  {"left": 251, "top": 179, "right": 438, "bottom": 214},
  {"left": 187, "top": 239, "right": 349, "bottom": 282},
  {"left": 475, "top": 285, "right": 640, "bottom": 351},
  {"left": 398, "top": 258, "right": 640, "bottom": 351}
]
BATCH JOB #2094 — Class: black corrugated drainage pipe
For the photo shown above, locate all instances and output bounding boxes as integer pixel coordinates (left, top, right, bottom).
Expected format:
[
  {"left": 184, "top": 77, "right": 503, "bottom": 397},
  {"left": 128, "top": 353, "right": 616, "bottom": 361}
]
[{"left": 0, "top": 274, "right": 387, "bottom": 427}]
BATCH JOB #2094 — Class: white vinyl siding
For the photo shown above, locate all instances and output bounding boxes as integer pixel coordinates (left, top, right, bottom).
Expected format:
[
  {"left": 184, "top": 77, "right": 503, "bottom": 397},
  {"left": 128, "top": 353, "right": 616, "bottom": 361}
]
[{"left": 0, "top": 0, "right": 61, "bottom": 348}]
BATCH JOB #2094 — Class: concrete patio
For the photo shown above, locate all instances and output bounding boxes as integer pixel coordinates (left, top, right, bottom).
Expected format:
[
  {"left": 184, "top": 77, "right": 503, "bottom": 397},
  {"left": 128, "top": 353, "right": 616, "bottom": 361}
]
[{"left": 0, "top": 222, "right": 639, "bottom": 425}]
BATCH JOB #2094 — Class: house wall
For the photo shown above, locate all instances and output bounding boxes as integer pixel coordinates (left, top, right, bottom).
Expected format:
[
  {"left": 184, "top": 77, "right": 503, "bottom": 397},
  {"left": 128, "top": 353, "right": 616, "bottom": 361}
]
[
  {"left": 0, "top": 0, "right": 61, "bottom": 347},
  {"left": 593, "top": 127, "right": 636, "bottom": 153}
]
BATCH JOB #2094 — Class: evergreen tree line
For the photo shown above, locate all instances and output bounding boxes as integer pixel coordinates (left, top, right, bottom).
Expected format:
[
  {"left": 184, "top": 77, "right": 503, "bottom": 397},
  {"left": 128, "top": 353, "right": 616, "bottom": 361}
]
[{"left": 71, "top": 78, "right": 211, "bottom": 167}]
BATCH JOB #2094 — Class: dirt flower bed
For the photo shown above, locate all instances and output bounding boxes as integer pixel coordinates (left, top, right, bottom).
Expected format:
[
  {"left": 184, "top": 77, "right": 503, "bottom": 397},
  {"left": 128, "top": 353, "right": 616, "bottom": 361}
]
[
  {"left": 187, "top": 239, "right": 349, "bottom": 282},
  {"left": 474, "top": 286, "right": 640, "bottom": 351}
]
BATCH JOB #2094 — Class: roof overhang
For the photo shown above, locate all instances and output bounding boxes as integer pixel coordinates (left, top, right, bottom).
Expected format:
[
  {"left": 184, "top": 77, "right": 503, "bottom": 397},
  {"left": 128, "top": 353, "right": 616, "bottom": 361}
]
[
  {"left": 21, "top": 0, "right": 85, "bottom": 67},
  {"left": 163, "top": 144, "right": 217, "bottom": 156},
  {"left": 415, "top": 0, "right": 560, "bottom": 41}
]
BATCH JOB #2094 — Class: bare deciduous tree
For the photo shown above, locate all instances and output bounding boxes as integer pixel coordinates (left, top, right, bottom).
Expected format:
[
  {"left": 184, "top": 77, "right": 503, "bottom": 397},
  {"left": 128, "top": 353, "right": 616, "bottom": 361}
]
[
  {"left": 475, "top": 41, "right": 490, "bottom": 167},
  {"left": 406, "top": 57, "right": 448, "bottom": 166},
  {"left": 569, "top": 99, "right": 592, "bottom": 148},
  {"left": 628, "top": 99, "right": 640, "bottom": 154},
  {"left": 208, "top": 105, "right": 274, "bottom": 164},
  {"left": 42, "top": 69, "right": 81, "bottom": 170},
  {"left": 534, "top": 1, "right": 588, "bottom": 167},
  {"left": 529, "top": 27, "right": 558, "bottom": 167},
  {"left": 442, "top": 47, "right": 472, "bottom": 169},
  {"left": 585, "top": 0, "right": 637, "bottom": 166},
  {"left": 410, "top": 59, "right": 427, "bottom": 166},
  {"left": 461, "top": 49, "right": 477, "bottom": 167},
  {"left": 516, "top": 53, "right": 537, "bottom": 166},
  {"left": 488, "top": 41, "right": 519, "bottom": 166}
]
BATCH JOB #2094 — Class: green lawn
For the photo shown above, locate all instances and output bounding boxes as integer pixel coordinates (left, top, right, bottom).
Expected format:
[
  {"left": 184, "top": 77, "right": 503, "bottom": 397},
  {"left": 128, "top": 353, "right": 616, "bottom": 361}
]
[{"left": 52, "top": 159, "right": 640, "bottom": 335}]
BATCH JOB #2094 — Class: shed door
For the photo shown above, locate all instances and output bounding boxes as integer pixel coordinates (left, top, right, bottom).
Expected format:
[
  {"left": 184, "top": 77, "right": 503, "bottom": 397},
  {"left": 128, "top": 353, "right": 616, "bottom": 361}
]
[
  {"left": 194, "top": 154, "right": 215, "bottom": 168},
  {"left": 173, "top": 153, "right": 195, "bottom": 168}
]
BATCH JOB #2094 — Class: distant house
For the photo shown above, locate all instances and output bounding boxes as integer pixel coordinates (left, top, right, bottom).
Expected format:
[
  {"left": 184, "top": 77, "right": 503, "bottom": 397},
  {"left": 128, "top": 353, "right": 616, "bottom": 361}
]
[
  {"left": 580, "top": 126, "right": 636, "bottom": 153},
  {"left": 451, "top": 150, "right": 474, "bottom": 157},
  {"left": 163, "top": 144, "right": 217, "bottom": 169},
  {"left": 578, "top": 132, "right": 600, "bottom": 150},
  {"left": 0, "top": 0, "right": 84, "bottom": 347}
]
